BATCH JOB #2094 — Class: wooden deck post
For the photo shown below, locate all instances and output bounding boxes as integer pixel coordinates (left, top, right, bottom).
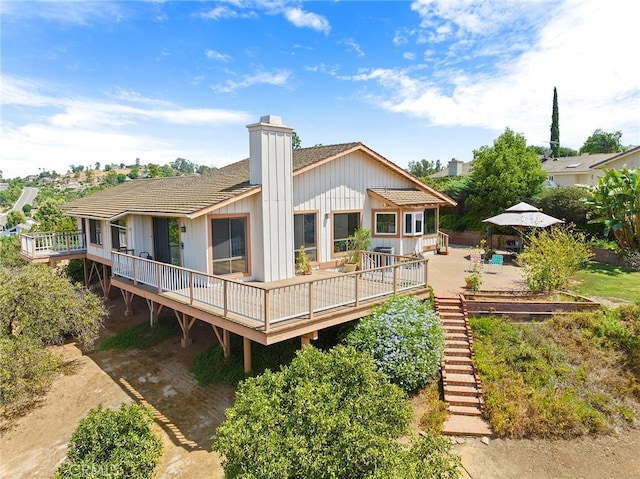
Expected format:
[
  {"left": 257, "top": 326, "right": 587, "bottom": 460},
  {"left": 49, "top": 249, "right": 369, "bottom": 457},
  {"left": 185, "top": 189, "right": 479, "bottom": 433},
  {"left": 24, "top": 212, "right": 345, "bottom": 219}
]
[
  {"left": 121, "top": 290, "right": 135, "bottom": 316},
  {"left": 243, "top": 337, "right": 252, "bottom": 373},
  {"left": 212, "top": 326, "right": 231, "bottom": 358},
  {"left": 301, "top": 331, "right": 318, "bottom": 348},
  {"left": 175, "top": 311, "right": 195, "bottom": 347},
  {"left": 83, "top": 258, "right": 89, "bottom": 288}
]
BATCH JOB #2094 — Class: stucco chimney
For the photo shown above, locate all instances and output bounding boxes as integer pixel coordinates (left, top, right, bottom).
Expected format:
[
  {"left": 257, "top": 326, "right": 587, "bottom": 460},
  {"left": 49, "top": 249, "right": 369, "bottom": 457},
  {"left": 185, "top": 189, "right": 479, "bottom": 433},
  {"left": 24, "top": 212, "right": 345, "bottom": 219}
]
[
  {"left": 448, "top": 158, "right": 463, "bottom": 177},
  {"left": 246, "top": 115, "right": 295, "bottom": 282}
]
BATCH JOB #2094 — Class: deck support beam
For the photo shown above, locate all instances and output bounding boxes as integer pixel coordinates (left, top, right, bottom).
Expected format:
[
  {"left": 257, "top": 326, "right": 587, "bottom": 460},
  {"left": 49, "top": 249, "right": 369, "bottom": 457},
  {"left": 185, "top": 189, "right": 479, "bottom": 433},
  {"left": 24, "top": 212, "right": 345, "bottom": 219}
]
[
  {"left": 175, "top": 311, "right": 196, "bottom": 347},
  {"left": 243, "top": 337, "right": 252, "bottom": 373},
  {"left": 212, "top": 326, "right": 231, "bottom": 358},
  {"left": 145, "top": 299, "right": 162, "bottom": 326},
  {"left": 300, "top": 331, "right": 318, "bottom": 348},
  {"left": 121, "top": 290, "right": 136, "bottom": 316}
]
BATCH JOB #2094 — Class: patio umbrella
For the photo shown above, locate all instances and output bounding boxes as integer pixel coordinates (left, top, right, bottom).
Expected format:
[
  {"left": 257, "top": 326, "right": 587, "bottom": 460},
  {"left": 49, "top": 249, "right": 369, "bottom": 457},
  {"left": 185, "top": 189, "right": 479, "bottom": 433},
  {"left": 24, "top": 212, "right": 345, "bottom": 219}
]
[
  {"left": 482, "top": 202, "right": 564, "bottom": 252},
  {"left": 482, "top": 202, "right": 564, "bottom": 228}
]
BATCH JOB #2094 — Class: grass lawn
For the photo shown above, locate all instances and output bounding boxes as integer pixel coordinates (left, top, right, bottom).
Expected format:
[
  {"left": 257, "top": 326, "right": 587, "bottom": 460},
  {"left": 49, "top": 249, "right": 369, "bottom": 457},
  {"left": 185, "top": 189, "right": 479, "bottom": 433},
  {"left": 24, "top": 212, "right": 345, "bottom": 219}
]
[{"left": 572, "top": 263, "right": 640, "bottom": 303}]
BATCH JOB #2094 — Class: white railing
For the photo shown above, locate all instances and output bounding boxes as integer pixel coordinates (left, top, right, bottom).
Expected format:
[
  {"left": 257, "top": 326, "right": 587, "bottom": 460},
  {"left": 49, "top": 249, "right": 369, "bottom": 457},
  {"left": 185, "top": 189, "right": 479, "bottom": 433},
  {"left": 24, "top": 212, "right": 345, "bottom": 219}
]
[
  {"left": 438, "top": 231, "right": 449, "bottom": 254},
  {"left": 20, "top": 231, "right": 86, "bottom": 258},
  {"left": 111, "top": 250, "right": 429, "bottom": 330}
]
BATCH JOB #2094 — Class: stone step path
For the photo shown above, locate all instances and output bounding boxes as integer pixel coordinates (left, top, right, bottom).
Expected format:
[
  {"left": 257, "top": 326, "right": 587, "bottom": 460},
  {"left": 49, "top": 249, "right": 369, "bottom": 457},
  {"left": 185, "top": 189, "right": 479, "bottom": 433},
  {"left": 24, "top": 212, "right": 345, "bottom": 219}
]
[{"left": 435, "top": 295, "right": 493, "bottom": 437}]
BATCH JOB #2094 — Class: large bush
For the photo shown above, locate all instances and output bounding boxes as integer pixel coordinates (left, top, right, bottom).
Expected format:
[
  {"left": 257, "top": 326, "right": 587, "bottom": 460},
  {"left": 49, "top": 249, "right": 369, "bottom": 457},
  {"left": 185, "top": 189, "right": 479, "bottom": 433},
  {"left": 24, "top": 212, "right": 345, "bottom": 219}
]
[
  {"left": 519, "top": 226, "right": 592, "bottom": 293},
  {"left": 345, "top": 295, "right": 444, "bottom": 392},
  {"left": 0, "top": 264, "right": 105, "bottom": 350},
  {"left": 213, "top": 345, "right": 460, "bottom": 479},
  {"left": 533, "top": 186, "right": 602, "bottom": 237},
  {"left": 0, "top": 336, "right": 61, "bottom": 416},
  {"left": 54, "top": 403, "right": 163, "bottom": 479}
]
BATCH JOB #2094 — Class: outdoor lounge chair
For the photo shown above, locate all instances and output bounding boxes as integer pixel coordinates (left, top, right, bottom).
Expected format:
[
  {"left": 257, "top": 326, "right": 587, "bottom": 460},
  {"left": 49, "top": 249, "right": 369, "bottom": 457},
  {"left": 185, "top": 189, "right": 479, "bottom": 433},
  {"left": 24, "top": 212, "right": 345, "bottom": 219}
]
[{"left": 489, "top": 254, "right": 503, "bottom": 273}]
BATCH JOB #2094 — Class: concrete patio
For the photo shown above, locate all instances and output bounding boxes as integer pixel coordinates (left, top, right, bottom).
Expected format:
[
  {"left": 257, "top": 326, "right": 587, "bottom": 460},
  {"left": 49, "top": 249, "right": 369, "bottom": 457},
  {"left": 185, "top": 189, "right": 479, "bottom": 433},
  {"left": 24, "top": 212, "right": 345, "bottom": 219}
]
[{"left": 428, "top": 245, "right": 527, "bottom": 296}]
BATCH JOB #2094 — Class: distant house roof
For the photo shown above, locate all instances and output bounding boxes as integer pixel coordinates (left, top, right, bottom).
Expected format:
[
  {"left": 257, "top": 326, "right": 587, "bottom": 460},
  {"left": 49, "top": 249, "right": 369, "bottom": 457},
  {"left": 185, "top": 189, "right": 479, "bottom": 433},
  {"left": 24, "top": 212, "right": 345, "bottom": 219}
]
[
  {"left": 368, "top": 188, "right": 443, "bottom": 207},
  {"left": 589, "top": 145, "right": 640, "bottom": 169},
  {"left": 541, "top": 153, "right": 616, "bottom": 174},
  {"left": 430, "top": 160, "right": 473, "bottom": 178},
  {"left": 63, "top": 142, "right": 454, "bottom": 220}
]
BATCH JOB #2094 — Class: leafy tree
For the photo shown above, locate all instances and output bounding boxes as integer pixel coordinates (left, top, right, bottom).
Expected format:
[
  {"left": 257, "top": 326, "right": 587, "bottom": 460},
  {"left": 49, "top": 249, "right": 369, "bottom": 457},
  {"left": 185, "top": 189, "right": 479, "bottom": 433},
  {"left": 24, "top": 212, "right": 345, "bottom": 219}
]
[
  {"left": 54, "top": 404, "right": 163, "bottom": 479},
  {"left": 467, "top": 128, "right": 546, "bottom": 217},
  {"left": 104, "top": 164, "right": 113, "bottom": 172},
  {"left": 22, "top": 203, "right": 32, "bottom": 215},
  {"left": 292, "top": 130, "right": 301, "bottom": 149},
  {"left": 0, "top": 236, "right": 26, "bottom": 268},
  {"left": 533, "top": 186, "right": 602, "bottom": 237},
  {"left": 214, "top": 345, "right": 460, "bottom": 479},
  {"left": 346, "top": 295, "right": 444, "bottom": 392},
  {"left": 585, "top": 167, "right": 640, "bottom": 251},
  {"left": 6, "top": 210, "right": 26, "bottom": 229},
  {"left": 0, "top": 264, "right": 106, "bottom": 349},
  {"left": 197, "top": 164, "right": 214, "bottom": 175},
  {"left": 84, "top": 169, "right": 94, "bottom": 183},
  {"left": 158, "top": 164, "right": 175, "bottom": 177},
  {"left": 95, "top": 162, "right": 101, "bottom": 170},
  {"left": 128, "top": 164, "right": 140, "bottom": 179},
  {"left": 557, "top": 146, "right": 578, "bottom": 157},
  {"left": 170, "top": 157, "right": 196, "bottom": 174},
  {"left": 103, "top": 169, "right": 119, "bottom": 185},
  {"left": 407, "top": 159, "right": 443, "bottom": 178},
  {"left": 550, "top": 87, "right": 560, "bottom": 158},
  {"left": 146, "top": 164, "right": 160, "bottom": 178},
  {"left": 33, "top": 198, "right": 77, "bottom": 231},
  {"left": 580, "top": 129, "right": 626, "bottom": 154},
  {"left": 0, "top": 335, "right": 62, "bottom": 415},
  {"left": 519, "top": 226, "right": 592, "bottom": 293}
]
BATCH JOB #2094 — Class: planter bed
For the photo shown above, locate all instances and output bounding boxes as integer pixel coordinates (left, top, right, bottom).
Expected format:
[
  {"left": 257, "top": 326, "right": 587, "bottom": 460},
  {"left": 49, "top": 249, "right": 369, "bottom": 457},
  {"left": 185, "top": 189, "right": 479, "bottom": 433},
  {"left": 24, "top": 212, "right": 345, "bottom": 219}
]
[{"left": 462, "top": 290, "right": 601, "bottom": 321}]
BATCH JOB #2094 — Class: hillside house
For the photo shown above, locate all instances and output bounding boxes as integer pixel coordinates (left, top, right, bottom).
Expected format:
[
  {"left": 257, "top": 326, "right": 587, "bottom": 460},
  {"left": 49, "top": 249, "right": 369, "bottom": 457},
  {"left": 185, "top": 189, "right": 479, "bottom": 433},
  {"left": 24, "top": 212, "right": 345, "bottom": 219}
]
[{"left": 20, "top": 115, "right": 455, "bottom": 371}]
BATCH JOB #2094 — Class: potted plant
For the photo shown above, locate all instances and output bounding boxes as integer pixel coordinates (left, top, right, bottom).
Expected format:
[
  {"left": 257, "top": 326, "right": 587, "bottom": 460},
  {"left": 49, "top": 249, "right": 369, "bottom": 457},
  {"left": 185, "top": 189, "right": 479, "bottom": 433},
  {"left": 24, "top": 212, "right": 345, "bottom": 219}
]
[
  {"left": 297, "top": 245, "right": 312, "bottom": 275},
  {"left": 465, "top": 268, "right": 482, "bottom": 292},
  {"left": 343, "top": 227, "right": 371, "bottom": 273}
]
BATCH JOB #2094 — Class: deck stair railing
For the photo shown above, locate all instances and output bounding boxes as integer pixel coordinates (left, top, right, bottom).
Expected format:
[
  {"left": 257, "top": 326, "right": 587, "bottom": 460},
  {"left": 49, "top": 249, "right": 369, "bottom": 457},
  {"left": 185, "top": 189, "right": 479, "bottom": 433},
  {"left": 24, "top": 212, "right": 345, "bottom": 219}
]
[
  {"left": 112, "top": 250, "right": 428, "bottom": 331},
  {"left": 20, "top": 230, "right": 86, "bottom": 259}
]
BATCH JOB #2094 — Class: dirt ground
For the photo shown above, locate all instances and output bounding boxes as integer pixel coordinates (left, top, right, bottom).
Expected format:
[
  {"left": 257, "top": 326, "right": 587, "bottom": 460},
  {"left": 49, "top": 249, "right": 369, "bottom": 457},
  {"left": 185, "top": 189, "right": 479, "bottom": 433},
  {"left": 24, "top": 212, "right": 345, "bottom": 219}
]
[{"left": 2, "top": 252, "right": 639, "bottom": 479}]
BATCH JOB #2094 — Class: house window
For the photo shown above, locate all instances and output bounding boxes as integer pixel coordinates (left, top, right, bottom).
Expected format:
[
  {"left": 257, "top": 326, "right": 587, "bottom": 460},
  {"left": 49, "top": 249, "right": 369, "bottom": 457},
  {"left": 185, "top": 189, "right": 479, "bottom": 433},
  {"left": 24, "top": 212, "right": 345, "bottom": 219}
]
[
  {"left": 374, "top": 212, "right": 397, "bottom": 235},
  {"left": 548, "top": 175, "right": 554, "bottom": 181},
  {"left": 294, "top": 213, "right": 317, "bottom": 262},
  {"left": 333, "top": 212, "right": 361, "bottom": 253},
  {"left": 423, "top": 209, "right": 437, "bottom": 235},
  {"left": 89, "top": 219, "right": 102, "bottom": 245},
  {"left": 111, "top": 219, "right": 128, "bottom": 251},
  {"left": 404, "top": 212, "right": 423, "bottom": 236},
  {"left": 212, "top": 217, "right": 248, "bottom": 275}
]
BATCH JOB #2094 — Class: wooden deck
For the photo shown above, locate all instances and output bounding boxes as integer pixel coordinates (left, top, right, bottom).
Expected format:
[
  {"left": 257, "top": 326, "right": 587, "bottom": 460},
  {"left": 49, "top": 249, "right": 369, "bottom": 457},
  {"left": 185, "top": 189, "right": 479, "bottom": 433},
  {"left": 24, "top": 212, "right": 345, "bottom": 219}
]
[{"left": 111, "top": 251, "right": 430, "bottom": 345}]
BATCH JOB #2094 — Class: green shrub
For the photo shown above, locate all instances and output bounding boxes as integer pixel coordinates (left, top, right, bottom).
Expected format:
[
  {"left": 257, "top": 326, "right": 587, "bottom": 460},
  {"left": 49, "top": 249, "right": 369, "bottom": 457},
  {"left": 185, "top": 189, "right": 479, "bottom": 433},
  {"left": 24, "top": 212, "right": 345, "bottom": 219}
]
[
  {"left": 54, "top": 403, "right": 163, "bottom": 479},
  {"left": 519, "top": 226, "right": 593, "bottom": 293},
  {"left": 471, "top": 314, "right": 639, "bottom": 438},
  {"left": 0, "top": 336, "right": 62, "bottom": 416},
  {"left": 345, "top": 295, "right": 444, "bottom": 392},
  {"left": 214, "top": 346, "right": 460, "bottom": 479}
]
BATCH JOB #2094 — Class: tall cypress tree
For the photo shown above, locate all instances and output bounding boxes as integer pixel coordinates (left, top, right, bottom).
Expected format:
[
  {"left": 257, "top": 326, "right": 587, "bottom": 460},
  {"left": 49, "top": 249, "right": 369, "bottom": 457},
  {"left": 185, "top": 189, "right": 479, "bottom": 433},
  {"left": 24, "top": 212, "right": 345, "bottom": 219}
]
[{"left": 550, "top": 87, "right": 560, "bottom": 158}]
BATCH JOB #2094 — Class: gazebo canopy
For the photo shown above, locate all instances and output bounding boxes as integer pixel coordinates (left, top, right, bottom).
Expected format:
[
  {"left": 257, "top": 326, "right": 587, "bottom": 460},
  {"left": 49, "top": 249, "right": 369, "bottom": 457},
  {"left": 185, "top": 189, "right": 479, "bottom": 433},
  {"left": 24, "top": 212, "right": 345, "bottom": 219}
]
[{"left": 482, "top": 202, "right": 564, "bottom": 228}]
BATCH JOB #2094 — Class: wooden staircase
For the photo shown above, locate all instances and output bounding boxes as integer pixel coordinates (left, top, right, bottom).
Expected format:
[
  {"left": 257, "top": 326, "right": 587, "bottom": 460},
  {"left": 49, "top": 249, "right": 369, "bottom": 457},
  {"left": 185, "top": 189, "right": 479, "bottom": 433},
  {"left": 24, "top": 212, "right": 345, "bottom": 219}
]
[{"left": 435, "top": 295, "right": 493, "bottom": 437}]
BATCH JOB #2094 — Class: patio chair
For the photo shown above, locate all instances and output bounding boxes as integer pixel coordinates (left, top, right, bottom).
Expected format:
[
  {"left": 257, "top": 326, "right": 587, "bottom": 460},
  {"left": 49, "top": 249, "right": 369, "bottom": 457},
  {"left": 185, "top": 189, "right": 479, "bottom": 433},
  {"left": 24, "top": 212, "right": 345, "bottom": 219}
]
[
  {"left": 139, "top": 251, "right": 153, "bottom": 260},
  {"left": 489, "top": 254, "right": 503, "bottom": 273}
]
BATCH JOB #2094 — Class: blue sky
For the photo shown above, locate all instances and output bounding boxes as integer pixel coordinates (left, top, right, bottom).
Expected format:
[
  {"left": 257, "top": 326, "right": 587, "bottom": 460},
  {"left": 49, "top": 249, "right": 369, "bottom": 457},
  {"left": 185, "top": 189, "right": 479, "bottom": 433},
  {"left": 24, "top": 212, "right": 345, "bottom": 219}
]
[{"left": 1, "top": 0, "right": 639, "bottom": 179}]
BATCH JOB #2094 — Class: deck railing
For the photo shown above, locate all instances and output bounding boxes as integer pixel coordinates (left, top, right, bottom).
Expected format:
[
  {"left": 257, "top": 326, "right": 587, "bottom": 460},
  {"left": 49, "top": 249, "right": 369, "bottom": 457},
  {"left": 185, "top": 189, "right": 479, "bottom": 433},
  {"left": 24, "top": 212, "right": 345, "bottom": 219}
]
[
  {"left": 20, "top": 230, "right": 86, "bottom": 258},
  {"left": 438, "top": 231, "right": 449, "bottom": 254},
  {"left": 112, "top": 250, "right": 428, "bottom": 330}
]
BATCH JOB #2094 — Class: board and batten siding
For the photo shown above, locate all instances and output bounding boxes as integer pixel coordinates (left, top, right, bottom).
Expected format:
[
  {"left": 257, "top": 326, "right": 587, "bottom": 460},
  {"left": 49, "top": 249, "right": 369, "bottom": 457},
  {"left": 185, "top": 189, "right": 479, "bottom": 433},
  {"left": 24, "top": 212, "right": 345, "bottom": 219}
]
[
  {"left": 293, "top": 150, "right": 420, "bottom": 262},
  {"left": 131, "top": 216, "right": 153, "bottom": 258},
  {"left": 180, "top": 215, "right": 208, "bottom": 273}
]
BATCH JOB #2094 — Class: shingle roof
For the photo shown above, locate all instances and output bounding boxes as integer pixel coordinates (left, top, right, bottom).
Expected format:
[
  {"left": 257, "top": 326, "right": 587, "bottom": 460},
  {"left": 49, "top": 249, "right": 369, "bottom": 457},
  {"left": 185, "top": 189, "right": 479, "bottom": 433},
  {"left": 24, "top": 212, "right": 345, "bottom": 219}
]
[
  {"left": 541, "top": 153, "right": 615, "bottom": 174},
  {"left": 368, "top": 188, "right": 444, "bottom": 206},
  {"left": 62, "top": 143, "right": 363, "bottom": 219}
]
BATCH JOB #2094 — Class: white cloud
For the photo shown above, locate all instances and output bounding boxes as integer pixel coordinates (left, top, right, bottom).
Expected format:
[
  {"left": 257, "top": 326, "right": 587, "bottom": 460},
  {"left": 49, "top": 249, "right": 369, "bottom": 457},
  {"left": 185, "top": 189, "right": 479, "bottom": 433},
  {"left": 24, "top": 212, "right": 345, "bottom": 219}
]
[
  {"left": 403, "top": 52, "right": 416, "bottom": 61},
  {"left": 0, "top": 76, "right": 253, "bottom": 178},
  {"left": 205, "top": 49, "right": 232, "bottom": 62},
  {"left": 284, "top": 7, "right": 330, "bottom": 34},
  {"left": 211, "top": 69, "right": 291, "bottom": 93},
  {"left": 340, "top": 38, "right": 365, "bottom": 57},
  {"left": 347, "top": 0, "right": 640, "bottom": 150},
  {"left": 1, "top": 0, "right": 126, "bottom": 26}
]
